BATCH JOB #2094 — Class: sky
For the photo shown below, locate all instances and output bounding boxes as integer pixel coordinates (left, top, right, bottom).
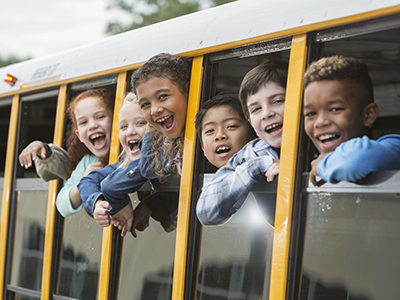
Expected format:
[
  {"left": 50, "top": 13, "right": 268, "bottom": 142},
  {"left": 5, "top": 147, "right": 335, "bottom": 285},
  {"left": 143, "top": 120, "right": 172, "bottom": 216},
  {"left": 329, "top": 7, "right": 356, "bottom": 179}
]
[{"left": 0, "top": 0, "right": 130, "bottom": 60}]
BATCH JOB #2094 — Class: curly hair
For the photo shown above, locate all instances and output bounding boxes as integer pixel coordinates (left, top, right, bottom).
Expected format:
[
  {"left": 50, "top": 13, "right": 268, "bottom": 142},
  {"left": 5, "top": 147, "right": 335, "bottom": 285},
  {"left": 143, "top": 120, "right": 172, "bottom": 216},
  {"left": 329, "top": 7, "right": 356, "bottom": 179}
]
[
  {"left": 303, "top": 55, "right": 374, "bottom": 105},
  {"left": 239, "top": 60, "right": 288, "bottom": 119},
  {"left": 66, "top": 88, "right": 114, "bottom": 171},
  {"left": 131, "top": 53, "right": 191, "bottom": 182}
]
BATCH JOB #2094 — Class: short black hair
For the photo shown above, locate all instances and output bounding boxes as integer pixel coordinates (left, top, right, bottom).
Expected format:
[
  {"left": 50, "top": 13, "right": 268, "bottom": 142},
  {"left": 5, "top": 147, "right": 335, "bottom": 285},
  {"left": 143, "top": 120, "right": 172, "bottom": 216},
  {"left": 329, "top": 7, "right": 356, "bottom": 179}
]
[{"left": 195, "top": 92, "right": 247, "bottom": 145}]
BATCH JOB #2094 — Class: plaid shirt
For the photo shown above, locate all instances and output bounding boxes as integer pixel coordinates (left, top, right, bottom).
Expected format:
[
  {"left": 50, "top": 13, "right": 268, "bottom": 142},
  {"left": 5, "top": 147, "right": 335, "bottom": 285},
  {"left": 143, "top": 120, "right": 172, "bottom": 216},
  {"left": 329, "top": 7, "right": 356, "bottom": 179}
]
[{"left": 196, "top": 138, "right": 279, "bottom": 226}]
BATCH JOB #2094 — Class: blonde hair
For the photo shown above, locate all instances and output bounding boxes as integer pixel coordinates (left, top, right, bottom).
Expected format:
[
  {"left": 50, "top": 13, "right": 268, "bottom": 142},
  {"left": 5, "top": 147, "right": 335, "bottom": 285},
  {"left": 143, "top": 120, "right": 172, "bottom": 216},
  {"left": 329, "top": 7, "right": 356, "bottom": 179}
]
[{"left": 118, "top": 92, "right": 141, "bottom": 169}]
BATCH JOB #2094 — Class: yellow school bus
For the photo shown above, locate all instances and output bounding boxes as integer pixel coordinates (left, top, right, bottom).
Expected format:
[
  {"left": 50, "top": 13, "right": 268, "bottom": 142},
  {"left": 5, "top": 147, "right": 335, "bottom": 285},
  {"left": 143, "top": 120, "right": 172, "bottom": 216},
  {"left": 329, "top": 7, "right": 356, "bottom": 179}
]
[{"left": 1, "top": 0, "right": 400, "bottom": 299}]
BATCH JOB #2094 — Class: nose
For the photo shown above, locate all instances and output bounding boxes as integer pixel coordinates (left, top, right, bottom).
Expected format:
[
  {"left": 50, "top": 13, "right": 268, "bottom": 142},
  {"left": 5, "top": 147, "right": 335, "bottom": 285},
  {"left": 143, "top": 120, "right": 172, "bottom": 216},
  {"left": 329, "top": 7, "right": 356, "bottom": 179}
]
[
  {"left": 261, "top": 105, "right": 276, "bottom": 120},
  {"left": 151, "top": 103, "right": 163, "bottom": 116},
  {"left": 88, "top": 118, "right": 99, "bottom": 130},
  {"left": 127, "top": 125, "right": 137, "bottom": 136},
  {"left": 215, "top": 128, "right": 227, "bottom": 141},
  {"left": 314, "top": 112, "right": 330, "bottom": 128}
]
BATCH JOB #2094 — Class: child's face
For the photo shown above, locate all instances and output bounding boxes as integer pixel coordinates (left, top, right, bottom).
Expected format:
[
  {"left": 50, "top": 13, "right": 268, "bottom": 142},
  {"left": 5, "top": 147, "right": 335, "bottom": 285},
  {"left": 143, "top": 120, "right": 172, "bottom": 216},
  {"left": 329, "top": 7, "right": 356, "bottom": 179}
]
[
  {"left": 304, "top": 80, "right": 369, "bottom": 155},
  {"left": 137, "top": 76, "right": 187, "bottom": 139},
  {"left": 247, "top": 81, "right": 286, "bottom": 148},
  {"left": 119, "top": 102, "right": 147, "bottom": 161},
  {"left": 74, "top": 96, "right": 112, "bottom": 160},
  {"left": 201, "top": 105, "right": 253, "bottom": 168}
]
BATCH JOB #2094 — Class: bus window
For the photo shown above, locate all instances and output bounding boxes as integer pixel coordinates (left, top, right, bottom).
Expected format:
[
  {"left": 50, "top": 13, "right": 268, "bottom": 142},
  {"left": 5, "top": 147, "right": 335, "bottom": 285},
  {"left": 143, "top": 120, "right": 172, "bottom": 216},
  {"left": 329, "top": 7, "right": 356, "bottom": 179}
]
[
  {"left": 55, "top": 77, "right": 117, "bottom": 300},
  {"left": 298, "top": 20, "right": 400, "bottom": 300},
  {"left": 0, "top": 97, "right": 12, "bottom": 215},
  {"left": 195, "top": 40, "right": 291, "bottom": 300},
  {"left": 116, "top": 71, "right": 176, "bottom": 300},
  {"left": 8, "top": 90, "right": 57, "bottom": 297}
]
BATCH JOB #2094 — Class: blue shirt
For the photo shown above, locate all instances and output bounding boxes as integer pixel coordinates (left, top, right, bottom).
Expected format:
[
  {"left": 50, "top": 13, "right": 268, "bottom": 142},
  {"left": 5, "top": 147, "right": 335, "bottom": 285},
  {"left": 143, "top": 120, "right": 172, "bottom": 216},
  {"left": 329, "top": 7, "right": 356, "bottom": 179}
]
[
  {"left": 318, "top": 134, "right": 400, "bottom": 183},
  {"left": 196, "top": 138, "right": 279, "bottom": 226}
]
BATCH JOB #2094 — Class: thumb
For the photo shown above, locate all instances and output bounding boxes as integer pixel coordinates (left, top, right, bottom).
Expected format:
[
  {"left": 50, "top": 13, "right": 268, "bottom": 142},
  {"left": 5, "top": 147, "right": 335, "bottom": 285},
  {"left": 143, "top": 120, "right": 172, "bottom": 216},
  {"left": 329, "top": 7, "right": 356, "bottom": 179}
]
[{"left": 40, "top": 147, "right": 47, "bottom": 159}]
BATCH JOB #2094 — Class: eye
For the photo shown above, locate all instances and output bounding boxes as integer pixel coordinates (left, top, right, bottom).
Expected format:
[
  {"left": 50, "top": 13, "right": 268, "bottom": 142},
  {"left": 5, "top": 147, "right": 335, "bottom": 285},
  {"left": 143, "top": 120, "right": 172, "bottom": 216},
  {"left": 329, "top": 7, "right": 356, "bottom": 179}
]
[
  {"left": 96, "top": 114, "right": 106, "bottom": 120},
  {"left": 140, "top": 102, "right": 150, "bottom": 110},
  {"left": 204, "top": 128, "right": 214, "bottom": 135},
  {"left": 137, "top": 120, "right": 147, "bottom": 126},
  {"left": 159, "top": 94, "right": 169, "bottom": 101},
  {"left": 273, "top": 98, "right": 285, "bottom": 105},
  {"left": 227, "top": 124, "right": 239, "bottom": 129},
  {"left": 304, "top": 111, "right": 316, "bottom": 117},
  {"left": 119, "top": 124, "right": 127, "bottom": 130},
  {"left": 78, "top": 120, "right": 87, "bottom": 126},
  {"left": 250, "top": 107, "right": 261, "bottom": 114},
  {"left": 330, "top": 107, "right": 344, "bottom": 112}
]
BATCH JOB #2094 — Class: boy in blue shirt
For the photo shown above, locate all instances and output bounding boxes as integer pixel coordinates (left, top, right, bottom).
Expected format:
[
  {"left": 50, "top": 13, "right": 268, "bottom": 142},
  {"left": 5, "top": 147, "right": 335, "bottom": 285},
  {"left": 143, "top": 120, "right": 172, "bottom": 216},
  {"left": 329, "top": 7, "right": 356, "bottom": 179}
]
[
  {"left": 303, "top": 55, "right": 400, "bottom": 186},
  {"left": 196, "top": 61, "right": 288, "bottom": 226}
]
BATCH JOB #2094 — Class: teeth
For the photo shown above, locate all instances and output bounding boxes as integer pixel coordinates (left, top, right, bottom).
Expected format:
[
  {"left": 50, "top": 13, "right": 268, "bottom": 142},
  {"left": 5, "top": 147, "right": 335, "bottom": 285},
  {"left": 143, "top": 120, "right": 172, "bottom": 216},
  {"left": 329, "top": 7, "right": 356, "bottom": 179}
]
[
  {"left": 91, "top": 134, "right": 104, "bottom": 140},
  {"left": 217, "top": 146, "right": 230, "bottom": 152},
  {"left": 157, "top": 115, "right": 171, "bottom": 123},
  {"left": 319, "top": 134, "right": 337, "bottom": 141},
  {"left": 266, "top": 123, "right": 281, "bottom": 131},
  {"left": 129, "top": 140, "right": 138, "bottom": 144}
]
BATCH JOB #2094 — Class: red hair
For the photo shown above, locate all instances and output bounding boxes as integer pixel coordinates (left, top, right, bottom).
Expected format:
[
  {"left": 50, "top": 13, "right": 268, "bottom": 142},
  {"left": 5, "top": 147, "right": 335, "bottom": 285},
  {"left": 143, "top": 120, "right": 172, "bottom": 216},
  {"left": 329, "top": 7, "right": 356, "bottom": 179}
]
[{"left": 66, "top": 89, "right": 114, "bottom": 170}]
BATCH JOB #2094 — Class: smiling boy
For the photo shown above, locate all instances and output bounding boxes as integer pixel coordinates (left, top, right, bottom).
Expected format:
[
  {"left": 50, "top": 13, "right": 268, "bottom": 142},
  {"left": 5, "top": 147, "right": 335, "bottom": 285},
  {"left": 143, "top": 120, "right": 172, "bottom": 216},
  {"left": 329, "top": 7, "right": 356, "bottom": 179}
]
[
  {"left": 196, "top": 61, "right": 288, "bottom": 226},
  {"left": 195, "top": 93, "right": 255, "bottom": 168},
  {"left": 303, "top": 56, "right": 400, "bottom": 186}
]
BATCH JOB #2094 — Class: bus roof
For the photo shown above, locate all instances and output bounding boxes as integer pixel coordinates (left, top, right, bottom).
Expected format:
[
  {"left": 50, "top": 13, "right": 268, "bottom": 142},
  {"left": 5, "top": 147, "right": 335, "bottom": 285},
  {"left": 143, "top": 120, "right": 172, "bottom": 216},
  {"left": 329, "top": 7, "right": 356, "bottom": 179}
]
[{"left": 1, "top": 0, "right": 399, "bottom": 95}]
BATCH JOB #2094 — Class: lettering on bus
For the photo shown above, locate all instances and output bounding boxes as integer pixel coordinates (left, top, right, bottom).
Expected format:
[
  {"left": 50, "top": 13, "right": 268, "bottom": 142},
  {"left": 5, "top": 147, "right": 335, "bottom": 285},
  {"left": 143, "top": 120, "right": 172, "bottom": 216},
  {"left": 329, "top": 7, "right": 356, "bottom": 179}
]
[{"left": 31, "top": 64, "right": 60, "bottom": 81}]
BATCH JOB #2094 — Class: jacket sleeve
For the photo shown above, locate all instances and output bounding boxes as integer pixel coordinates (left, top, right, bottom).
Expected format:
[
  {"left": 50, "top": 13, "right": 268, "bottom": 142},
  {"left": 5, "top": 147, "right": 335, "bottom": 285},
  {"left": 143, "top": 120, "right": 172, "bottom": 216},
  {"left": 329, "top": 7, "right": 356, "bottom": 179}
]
[
  {"left": 196, "top": 153, "right": 274, "bottom": 226},
  {"left": 77, "top": 162, "right": 119, "bottom": 216},
  {"left": 101, "top": 159, "right": 147, "bottom": 214},
  {"left": 34, "top": 144, "right": 71, "bottom": 181},
  {"left": 318, "top": 134, "right": 400, "bottom": 183}
]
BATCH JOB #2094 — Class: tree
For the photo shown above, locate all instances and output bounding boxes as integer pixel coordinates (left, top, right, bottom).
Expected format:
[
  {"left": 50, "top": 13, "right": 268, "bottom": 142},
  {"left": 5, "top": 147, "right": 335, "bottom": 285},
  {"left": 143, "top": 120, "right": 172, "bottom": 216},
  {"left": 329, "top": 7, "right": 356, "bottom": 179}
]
[
  {"left": 0, "top": 55, "right": 30, "bottom": 68},
  {"left": 105, "top": 0, "right": 234, "bottom": 35}
]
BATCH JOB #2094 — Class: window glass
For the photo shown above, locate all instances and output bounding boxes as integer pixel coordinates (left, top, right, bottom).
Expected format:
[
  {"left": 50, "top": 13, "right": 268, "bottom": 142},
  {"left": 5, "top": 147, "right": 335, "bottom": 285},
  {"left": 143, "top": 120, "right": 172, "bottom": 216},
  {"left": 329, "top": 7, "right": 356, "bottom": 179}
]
[
  {"left": 0, "top": 97, "right": 12, "bottom": 178},
  {"left": 57, "top": 211, "right": 102, "bottom": 300},
  {"left": 196, "top": 49, "right": 290, "bottom": 299},
  {"left": 10, "top": 186, "right": 48, "bottom": 291},
  {"left": 301, "top": 187, "right": 400, "bottom": 300},
  {"left": 118, "top": 193, "right": 176, "bottom": 300}
]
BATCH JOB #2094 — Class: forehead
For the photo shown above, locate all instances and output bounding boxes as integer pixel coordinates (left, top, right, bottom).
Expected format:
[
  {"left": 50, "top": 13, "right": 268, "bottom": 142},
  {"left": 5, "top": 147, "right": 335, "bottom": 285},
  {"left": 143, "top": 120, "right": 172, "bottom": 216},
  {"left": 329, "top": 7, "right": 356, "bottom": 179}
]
[
  {"left": 119, "top": 102, "right": 142, "bottom": 119},
  {"left": 202, "top": 105, "right": 242, "bottom": 125},
  {"left": 247, "top": 81, "right": 286, "bottom": 105},
  {"left": 75, "top": 97, "right": 106, "bottom": 114},
  {"left": 304, "top": 80, "right": 358, "bottom": 106}
]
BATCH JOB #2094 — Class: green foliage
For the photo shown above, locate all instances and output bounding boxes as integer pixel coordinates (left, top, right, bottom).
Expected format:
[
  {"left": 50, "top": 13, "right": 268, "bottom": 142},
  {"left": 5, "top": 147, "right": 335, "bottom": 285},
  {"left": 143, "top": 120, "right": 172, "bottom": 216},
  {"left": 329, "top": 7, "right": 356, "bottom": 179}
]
[
  {"left": 0, "top": 55, "right": 30, "bottom": 68},
  {"left": 106, "top": 0, "right": 234, "bottom": 35}
]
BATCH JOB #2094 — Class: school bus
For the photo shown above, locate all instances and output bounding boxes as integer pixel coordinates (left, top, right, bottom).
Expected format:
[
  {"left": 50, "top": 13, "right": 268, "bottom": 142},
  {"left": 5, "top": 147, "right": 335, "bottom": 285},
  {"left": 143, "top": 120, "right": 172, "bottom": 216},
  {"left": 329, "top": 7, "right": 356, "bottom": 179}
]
[{"left": 1, "top": 0, "right": 400, "bottom": 299}]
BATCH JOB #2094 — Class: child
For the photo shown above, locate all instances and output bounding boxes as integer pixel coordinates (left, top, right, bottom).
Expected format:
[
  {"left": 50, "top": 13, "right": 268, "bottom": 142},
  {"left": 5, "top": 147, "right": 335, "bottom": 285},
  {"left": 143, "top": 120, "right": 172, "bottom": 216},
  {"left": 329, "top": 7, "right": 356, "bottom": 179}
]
[
  {"left": 99, "top": 53, "right": 191, "bottom": 234},
  {"left": 303, "top": 55, "right": 400, "bottom": 186},
  {"left": 194, "top": 92, "right": 255, "bottom": 168},
  {"left": 18, "top": 89, "right": 114, "bottom": 217},
  {"left": 78, "top": 93, "right": 148, "bottom": 237},
  {"left": 196, "top": 60, "right": 288, "bottom": 226}
]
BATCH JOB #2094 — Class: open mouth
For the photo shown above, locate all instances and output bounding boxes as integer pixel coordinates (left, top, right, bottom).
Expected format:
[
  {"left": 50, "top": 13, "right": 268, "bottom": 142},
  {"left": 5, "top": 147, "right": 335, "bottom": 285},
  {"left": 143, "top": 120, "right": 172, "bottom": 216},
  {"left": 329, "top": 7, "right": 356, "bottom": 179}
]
[
  {"left": 318, "top": 133, "right": 340, "bottom": 144},
  {"left": 128, "top": 140, "right": 140, "bottom": 153},
  {"left": 156, "top": 115, "right": 174, "bottom": 130},
  {"left": 265, "top": 123, "right": 282, "bottom": 134},
  {"left": 216, "top": 146, "right": 231, "bottom": 154},
  {"left": 90, "top": 133, "right": 106, "bottom": 149}
]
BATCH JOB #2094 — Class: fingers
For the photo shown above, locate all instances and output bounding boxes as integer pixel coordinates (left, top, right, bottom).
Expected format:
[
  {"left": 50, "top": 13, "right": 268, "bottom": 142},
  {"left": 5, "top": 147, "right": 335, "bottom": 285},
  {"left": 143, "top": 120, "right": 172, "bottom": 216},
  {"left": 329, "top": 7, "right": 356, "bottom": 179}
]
[
  {"left": 265, "top": 162, "right": 280, "bottom": 182},
  {"left": 19, "top": 141, "right": 47, "bottom": 169},
  {"left": 94, "top": 201, "right": 111, "bottom": 227}
]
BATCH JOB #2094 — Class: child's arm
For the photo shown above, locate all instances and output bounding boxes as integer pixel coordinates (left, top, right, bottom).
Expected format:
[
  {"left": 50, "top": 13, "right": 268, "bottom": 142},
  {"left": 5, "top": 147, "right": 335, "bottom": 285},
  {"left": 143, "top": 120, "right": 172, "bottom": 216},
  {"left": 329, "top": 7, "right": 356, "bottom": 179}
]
[
  {"left": 56, "top": 155, "right": 99, "bottom": 217},
  {"left": 265, "top": 159, "right": 280, "bottom": 182},
  {"left": 77, "top": 162, "right": 120, "bottom": 216},
  {"left": 137, "top": 132, "right": 166, "bottom": 179},
  {"left": 100, "top": 159, "right": 147, "bottom": 214},
  {"left": 93, "top": 200, "right": 111, "bottom": 227},
  {"left": 196, "top": 150, "right": 274, "bottom": 226},
  {"left": 316, "top": 134, "right": 400, "bottom": 184}
]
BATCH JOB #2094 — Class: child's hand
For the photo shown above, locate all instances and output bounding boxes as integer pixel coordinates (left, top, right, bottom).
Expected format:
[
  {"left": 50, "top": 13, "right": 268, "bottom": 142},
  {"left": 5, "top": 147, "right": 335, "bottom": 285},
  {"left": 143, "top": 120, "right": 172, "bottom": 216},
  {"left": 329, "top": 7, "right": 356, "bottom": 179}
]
[
  {"left": 309, "top": 154, "right": 326, "bottom": 186},
  {"left": 110, "top": 201, "right": 134, "bottom": 237},
  {"left": 19, "top": 141, "right": 49, "bottom": 169},
  {"left": 131, "top": 202, "right": 152, "bottom": 238},
  {"left": 83, "top": 161, "right": 106, "bottom": 177},
  {"left": 265, "top": 159, "right": 280, "bottom": 182},
  {"left": 94, "top": 200, "right": 111, "bottom": 227}
]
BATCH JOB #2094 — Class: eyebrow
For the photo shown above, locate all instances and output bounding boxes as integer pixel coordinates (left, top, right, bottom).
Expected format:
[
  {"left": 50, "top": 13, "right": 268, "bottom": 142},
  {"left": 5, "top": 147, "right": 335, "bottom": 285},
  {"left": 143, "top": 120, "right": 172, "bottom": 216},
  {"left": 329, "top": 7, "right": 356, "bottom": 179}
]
[
  {"left": 304, "top": 99, "right": 344, "bottom": 110},
  {"left": 202, "top": 117, "right": 242, "bottom": 128}
]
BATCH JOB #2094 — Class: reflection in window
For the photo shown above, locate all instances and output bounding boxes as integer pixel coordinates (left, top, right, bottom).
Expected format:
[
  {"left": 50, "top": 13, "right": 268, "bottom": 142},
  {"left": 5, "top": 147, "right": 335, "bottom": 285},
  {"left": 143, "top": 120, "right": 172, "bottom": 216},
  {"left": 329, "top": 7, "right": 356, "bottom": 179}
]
[
  {"left": 57, "top": 211, "right": 103, "bottom": 300},
  {"left": 10, "top": 190, "right": 47, "bottom": 291},
  {"left": 197, "top": 196, "right": 274, "bottom": 300},
  {"left": 118, "top": 194, "right": 176, "bottom": 300},
  {"left": 300, "top": 192, "right": 400, "bottom": 300}
]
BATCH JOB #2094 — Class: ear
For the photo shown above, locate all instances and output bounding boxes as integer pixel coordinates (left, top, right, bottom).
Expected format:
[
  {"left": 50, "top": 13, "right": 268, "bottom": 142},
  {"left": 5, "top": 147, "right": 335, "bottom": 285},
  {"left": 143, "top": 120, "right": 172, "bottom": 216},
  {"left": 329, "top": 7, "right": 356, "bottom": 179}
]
[
  {"left": 248, "top": 118, "right": 252, "bottom": 127},
  {"left": 363, "top": 103, "right": 378, "bottom": 128},
  {"left": 201, "top": 144, "right": 206, "bottom": 155},
  {"left": 75, "top": 129, "right": 83, "bottom": 142}
]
